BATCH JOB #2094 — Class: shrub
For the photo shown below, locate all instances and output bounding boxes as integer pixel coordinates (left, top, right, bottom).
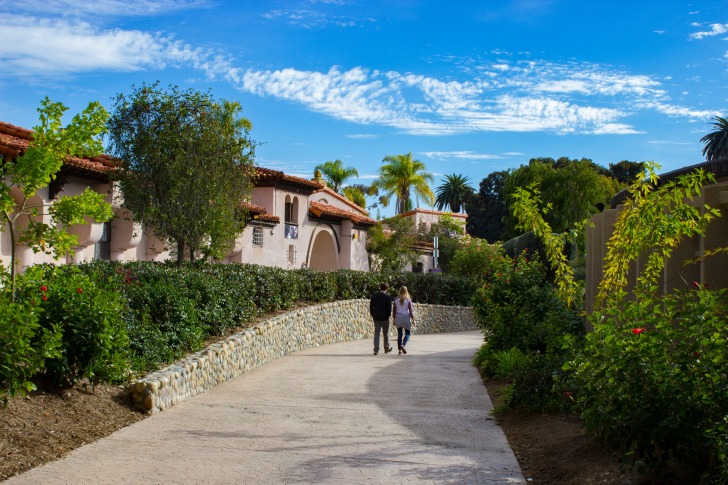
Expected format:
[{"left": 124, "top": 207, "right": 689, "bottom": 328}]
[
  {"left": 0, "top": 299, "right": 62, "bottom": 404},
  {"left": 16, "top": 265, "right": 129, "bottom": 387},
  {"left": 565, "top": 287, "right": 728, "bottom": 480}
]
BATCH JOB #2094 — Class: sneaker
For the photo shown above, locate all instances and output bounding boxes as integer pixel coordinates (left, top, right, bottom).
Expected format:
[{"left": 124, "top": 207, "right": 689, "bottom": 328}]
[
  {"left": 401, "top": 347, "right": 407, "bottom": 354},
  {"left": 384, "top": 347, "right": 393, "bottom": 354},
  {"left": 374, "top": 351, "right": 378, "bottom": 355}
]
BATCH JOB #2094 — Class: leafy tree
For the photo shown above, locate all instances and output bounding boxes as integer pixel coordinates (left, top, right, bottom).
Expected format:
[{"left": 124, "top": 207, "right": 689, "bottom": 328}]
[
  {"left": 503, "top": 157, "right": 618, "bottom": 238},
  {"left": 0, "top": 98, "right": 113, "bottom": 298},
  {"left": 341, "top": 186, "right": 366, "bottom": 208},
  {"left": 700, "top": 115, "right": 728, "bottom": 161},
  {"left": 107, "top": 83, "right": 256, "bottom": 264},
  {"left": 608, "top": 160, "right": 645, "bottom": 185},
  {"left": 366, "top": 216, "right": 418, "bottom": 272},
  {"left": 434, "top": 173, "right": 473, "bottom": 213},
  {"left": 314, "top": 159, "right": 359, "bottom": 192},
  {"left": 373, "top": 152, "right": 434, "bottom": 214},
  {"left": 463, "top": 170, "right": 508, "bottom": 242}
]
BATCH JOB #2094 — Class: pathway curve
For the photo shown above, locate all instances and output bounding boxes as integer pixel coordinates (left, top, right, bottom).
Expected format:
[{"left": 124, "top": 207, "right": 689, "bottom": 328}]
[{"left": 6, "top": 330, "right": 525, "bottom": 484}]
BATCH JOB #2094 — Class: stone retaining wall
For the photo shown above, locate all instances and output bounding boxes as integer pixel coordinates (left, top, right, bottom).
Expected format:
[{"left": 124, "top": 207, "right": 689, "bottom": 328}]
[{"left": 129, "top": 300, "right": 476, "bottom": 414}]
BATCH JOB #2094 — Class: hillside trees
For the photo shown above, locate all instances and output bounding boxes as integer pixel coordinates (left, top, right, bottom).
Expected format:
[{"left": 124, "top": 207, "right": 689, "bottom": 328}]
[
  {"left": 463, "top": 170, "right": 508, "bottom": 242},
  {"left": 107, "top": 83, "right": 256, "bottom": 264}
]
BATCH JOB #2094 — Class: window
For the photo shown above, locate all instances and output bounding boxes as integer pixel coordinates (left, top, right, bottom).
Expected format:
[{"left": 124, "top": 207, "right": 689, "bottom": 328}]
[
  {"left": 94, "top": 222, "right": 111, "bottom": 261},
  {"left": 252, "top": 227, "right": 264, "bottom": 247},
  {"left": 284, "top": 195, "right": 299, "bottom": 224},
  {"left": 288, "top": 244, "right": 297, "bottom": 265}
]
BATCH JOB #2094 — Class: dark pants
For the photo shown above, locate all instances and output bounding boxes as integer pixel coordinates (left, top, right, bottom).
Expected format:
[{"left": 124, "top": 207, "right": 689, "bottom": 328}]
[
  {"left": 397, "top": 327, "right": 411, "bottom": 349},
  {"left": 373, "top": 319, "right": 390, "bottom": 352}
]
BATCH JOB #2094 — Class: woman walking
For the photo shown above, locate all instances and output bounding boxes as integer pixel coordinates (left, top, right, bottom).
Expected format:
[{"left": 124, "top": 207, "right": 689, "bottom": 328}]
[{"left": 393, "top": 286, "right": 415, "bottom": 354}]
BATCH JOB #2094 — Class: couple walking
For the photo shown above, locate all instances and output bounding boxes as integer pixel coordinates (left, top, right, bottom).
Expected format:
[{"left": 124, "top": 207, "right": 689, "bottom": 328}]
[{"left": 369, "top": 283, "right": 415, "bottom": 355}]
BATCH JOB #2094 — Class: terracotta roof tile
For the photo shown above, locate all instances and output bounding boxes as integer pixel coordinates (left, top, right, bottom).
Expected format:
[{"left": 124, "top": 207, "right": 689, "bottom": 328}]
[
  {"left": 0, "top": 120, "right": 114, "bottom": 177},
  {"left": 400, "top": 208, "right": 468, "bottom": 219},
  {"left": 241, "top": 201, "right": 280, "bottom": 224},
  {"left": 254, "top": 166, "right": 324, "bottom": 190},
  {"left": 309, "top": 201, "right": 377, "bottom": 226},
  {"left": 313, "top": 186, "right": 369, "bottom": 216}
]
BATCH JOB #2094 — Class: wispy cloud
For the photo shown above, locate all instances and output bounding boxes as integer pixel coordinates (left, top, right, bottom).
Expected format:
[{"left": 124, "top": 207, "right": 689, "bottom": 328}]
[
  {"left": 0, "top": 11, "right": 717, "bottom": 137},
  {"left": 423, "top": 151, "right": 502, "bottom": 160},
  {"left": 1, "top": 0, "right": 209, "bottom": 17},
  {"left": 346, "top": 134, "right": 378, "bottom": 139},
  {"left": 689, "top": 22, "right": 728, "bottom": 40},
  {"left": 262, "top": 8, "right": 374, "bottom": 29}
]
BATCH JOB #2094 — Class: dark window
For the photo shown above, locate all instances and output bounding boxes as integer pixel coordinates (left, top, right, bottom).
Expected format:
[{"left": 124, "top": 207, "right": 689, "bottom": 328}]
[{"left": 94, "top": 222, "right": 111, "bottom": 261}]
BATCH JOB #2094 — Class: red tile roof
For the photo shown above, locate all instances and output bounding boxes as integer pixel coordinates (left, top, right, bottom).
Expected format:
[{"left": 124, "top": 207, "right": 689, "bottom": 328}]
[
  {"left": 241, "top": 201, "right": 280, "bottom": 224},
  {"left": 312, "top": 186, "right": 369, "bottom": 216},
  {"left": 0, "top": 121, "right": 115, "bottom": 178},
  {"left": 254, "top": 166, "right": 324, "bottom": 191},
  {"left": 309, "top": 201, "right": 377, "bottom": 226},
  {"left": 400, "top": 208, "right": 468, "bottom": 219}
]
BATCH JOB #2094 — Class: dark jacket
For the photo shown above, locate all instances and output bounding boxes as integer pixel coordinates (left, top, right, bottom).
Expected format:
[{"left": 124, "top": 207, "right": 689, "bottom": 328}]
[{"left": 370, "top": 291, "right": 392, "bottom": 321}]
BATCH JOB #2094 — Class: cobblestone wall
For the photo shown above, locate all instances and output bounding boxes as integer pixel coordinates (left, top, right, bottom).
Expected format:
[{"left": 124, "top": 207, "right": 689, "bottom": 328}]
[{"left": 129, "top": 300, "right": 476, "bottom": 414}]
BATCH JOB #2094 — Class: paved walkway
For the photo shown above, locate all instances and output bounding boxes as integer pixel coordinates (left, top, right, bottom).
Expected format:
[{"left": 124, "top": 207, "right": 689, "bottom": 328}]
[{"left": 6, "top": 331, "right": 525, "bottom": 484}]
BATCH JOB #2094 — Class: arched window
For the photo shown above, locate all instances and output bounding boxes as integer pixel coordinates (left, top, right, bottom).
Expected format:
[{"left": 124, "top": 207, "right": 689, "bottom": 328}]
[{"left": 285, "top": 195, "right": 299, "bottom": 239}]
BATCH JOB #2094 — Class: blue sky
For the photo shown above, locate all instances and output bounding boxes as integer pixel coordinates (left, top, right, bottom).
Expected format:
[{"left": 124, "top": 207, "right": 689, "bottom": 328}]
[{"left": 1, "top": 0, "right": 727, "bottom": 217}]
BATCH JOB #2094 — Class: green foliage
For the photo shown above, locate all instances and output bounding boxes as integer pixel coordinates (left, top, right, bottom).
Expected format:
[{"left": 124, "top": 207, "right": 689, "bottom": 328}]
[
  {"left": 0, "top": 297, "right": 61, "bottom": 404},
  {"left": 372, "top": 152, "right": 434, "bottom": 214},
  {"left": 566, "top": 288, "right": 728, "bottom": 480},
  {"left": 434, "top": 173, "right": 473, "bottom": 213},
  {"left": 608, "top": 160, "right": 645, "bottom": 185},
  {"left": 449, "top": 238, "right": 503, "bottom": 283},
  {"left": 564, "top": 164, "right": 728, "bottom": 480},
  {"left": 463, "top": 170, "right": 508, "bottom": 242},
  {"left": 502, "top": 157, "right": 618, "bottom": 238},
  {"left": 417, "top": 213, "right": 466, "bottom": 272},
  {"left": 314, "top": 159, "right": 359, "bottom": 192},
  {"left": 511, "top": 185, "right": 581, "bottom": 308},
  {"left": 701, "top": 116, "right": 728, "bottom": 161},
  {"left": 0, "top": 97, "right": 112, "bottom": 297},
  {"left": 471, "top": 249, "right": 583, "bottom": 411},
  {"left": 367, "top": 216, "right": 418, "bottom": 272},
  {"left": 16, "top": 266, "right": 129, "bottom": 387},
  {"left": 108, "top": 82, "right": 256, "bottom": 263}
]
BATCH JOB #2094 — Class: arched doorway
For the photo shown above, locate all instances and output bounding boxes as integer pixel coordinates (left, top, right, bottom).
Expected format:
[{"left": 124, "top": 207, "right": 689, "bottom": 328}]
[{"left": 307, "top": 225, "right": 338, "bottom": 271}]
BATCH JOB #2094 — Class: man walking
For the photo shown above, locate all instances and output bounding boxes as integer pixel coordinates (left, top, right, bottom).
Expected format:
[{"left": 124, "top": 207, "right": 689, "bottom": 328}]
[{"left": 370, "top": 283, "right": 393, "bottom": 355}]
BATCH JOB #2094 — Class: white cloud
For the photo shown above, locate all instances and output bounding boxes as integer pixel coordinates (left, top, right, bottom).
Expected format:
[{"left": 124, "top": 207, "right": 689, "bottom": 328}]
[
  {"left": 1, "top": 0, "right": 208, "bottom": 17},
  {"left": 346, "top": 134, "right": 378, "bottom": 139},
  {"left": 422, "top": 151, "right": 502, "bottom": 160},
  {"left": 261, "top": 7, "right": 374, "bottom": 29},
  {"left": 648, "top": 140, "right": 695, "bottom": 145},
  {"left": 690, "top": 23, "right": 728, "bottom": 40}
]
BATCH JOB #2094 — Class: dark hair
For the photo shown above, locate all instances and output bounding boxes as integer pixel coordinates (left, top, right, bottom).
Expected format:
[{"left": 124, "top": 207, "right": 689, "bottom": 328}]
[{"left": 379, "top": 283, "right": 389, "bottom": 291}]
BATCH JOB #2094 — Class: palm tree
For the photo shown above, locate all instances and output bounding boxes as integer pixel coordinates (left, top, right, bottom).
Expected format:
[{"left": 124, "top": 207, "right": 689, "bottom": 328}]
[
  {"left": 314, "top": 159, "right": 359, "bottom": 192},
  {"left": 342, "top": 186, "right": 367, "bottom": 208},
  {"left": 373, "top": 153, "right": 434, "bottom": 214},
  {"left": 701, "top": 116, "right": 728, "bottom": 161},
  {"left": 434, "top": 174, "right": 474, "bottom": 213}
]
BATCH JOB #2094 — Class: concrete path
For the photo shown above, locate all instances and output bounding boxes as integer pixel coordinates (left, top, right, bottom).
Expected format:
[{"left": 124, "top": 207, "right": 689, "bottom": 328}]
[{"left": 6, "top": 331, "right": 525, "bottom": 485}]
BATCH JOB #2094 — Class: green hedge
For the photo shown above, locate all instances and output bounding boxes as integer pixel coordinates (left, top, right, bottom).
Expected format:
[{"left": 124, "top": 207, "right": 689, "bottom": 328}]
[{"left": 73, "top": 261, "right": 477, "bottom": 374}]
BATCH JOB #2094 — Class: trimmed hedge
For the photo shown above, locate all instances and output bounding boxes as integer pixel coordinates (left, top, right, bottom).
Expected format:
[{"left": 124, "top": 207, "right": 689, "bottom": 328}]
[{"left": 74, "top": 261, "right": 477, "bottom": 374}]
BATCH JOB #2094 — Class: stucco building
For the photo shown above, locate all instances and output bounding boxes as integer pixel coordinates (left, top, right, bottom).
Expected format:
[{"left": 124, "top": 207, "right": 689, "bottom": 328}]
[{"left": 0, "top": 121, "right": 375, "bottom": 272}]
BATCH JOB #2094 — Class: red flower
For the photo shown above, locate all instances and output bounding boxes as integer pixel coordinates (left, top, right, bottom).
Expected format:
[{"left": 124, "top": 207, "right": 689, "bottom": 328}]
[
  {"left": 564, "top": 391, "right": 572, "bottom": 399},
  {"left": 41, "top": 285, "right": 47, "bottom": 292},
  {"left": 76, "top": 288, "right": 83, "bottom": 294},
  {"left": 632, "top": 327, "right": 646, "bottom": 335},
  {"left": 693, "top": 281, "right": 700, "bottom": 289},
  {"left": 42, "top": 294, "right": 48, "bottom": 302}
]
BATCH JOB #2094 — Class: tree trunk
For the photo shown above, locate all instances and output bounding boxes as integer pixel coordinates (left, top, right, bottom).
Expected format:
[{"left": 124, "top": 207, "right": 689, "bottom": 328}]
[{"left": 177, "top": 239, "right": 185, "bottom": 266}]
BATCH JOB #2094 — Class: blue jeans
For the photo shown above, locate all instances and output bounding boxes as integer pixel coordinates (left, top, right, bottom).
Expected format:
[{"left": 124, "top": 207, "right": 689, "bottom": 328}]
[{"left": 397, "top": 327, "right": 411, "bottom": 348}]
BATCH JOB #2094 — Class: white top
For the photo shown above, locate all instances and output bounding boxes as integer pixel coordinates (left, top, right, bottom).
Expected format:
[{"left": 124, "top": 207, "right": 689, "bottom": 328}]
[{"left": 393, "top": 297, "right": 414, "bottom": 317}]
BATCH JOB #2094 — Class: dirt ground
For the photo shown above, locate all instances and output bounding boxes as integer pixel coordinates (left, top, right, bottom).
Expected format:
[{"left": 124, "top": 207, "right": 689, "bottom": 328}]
[{"left": 2, "top": 365, "right": 653, "bottom": 483}]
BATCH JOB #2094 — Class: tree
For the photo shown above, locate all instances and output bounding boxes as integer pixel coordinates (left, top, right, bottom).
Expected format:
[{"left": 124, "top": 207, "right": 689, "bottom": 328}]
[
  {"left": 366, "top": 216, "right": 418, "bottom": 272},
  {"left": 416, "top": 213, "right": 465, "bottom": 272},
  {"left": 341, "top": 186, "right": 366, "bottom": 208},
  {"left": 608, "top": 160, "right": 645, "bottom": 185},
  {"left": 0, "top": 98, "right": 113, "bottom": 298},
  {"left": 373, "top": 152, "right": 434, "bottom": 214},
  {"left": 463, "top": 170, "right": 508, "bottom": 242},
  {"left": 503, "top": 157, "right": 618, "bottom": 237},
  {"left": 434, "top": 173, "right": 473, "bottom": 213},
  {"left": 107, "top": 83, "right": 256, "bottom": 264},
  {"left": 314, "top": 159, "right": 359, "bottom": 192},
  {"left": 700, "top": 116, "right": 728, "bottom": 161}
]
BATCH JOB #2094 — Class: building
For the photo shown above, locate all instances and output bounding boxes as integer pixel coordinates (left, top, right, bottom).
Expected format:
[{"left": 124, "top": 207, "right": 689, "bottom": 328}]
[{"left": 0, "top": 121, "right": 375, "bottom": 272}]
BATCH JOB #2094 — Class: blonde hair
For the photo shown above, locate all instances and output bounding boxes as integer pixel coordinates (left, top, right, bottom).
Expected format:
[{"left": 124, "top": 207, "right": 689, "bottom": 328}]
[{"left": 398, "top": 286, "right": 410, "bottom": 304}]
